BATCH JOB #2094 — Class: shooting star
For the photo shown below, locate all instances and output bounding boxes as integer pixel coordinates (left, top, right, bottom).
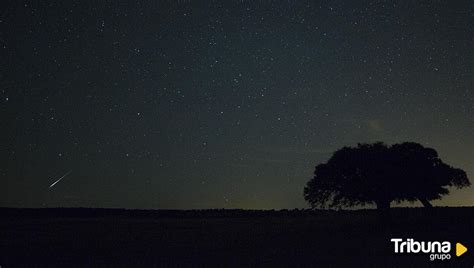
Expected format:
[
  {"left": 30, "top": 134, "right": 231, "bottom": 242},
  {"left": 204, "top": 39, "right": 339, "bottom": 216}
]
[{"left": 49, "top": 170, "right": 72, "bottom": 189}]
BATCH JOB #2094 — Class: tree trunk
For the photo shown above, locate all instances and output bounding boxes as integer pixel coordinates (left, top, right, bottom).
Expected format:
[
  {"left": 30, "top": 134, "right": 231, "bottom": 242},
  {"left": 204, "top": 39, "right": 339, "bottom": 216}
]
[
  {"left": 376, "top": 199, "right": 391, "bottom": 224},
  {"left": 418, "top": 198, "right": 433, "bottom": 208}
]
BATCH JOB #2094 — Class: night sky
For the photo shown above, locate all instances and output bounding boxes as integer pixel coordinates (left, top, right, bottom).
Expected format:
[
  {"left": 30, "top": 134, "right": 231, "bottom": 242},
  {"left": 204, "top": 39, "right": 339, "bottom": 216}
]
[{"left": 1, "top": 1, "right": 473, "bottom": 209}]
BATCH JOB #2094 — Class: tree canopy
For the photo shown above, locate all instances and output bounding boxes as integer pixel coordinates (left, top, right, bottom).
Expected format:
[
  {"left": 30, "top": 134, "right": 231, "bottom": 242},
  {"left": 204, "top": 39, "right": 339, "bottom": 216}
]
[{"left": 304, "top": 142, "right": 470, "bottom": 211}]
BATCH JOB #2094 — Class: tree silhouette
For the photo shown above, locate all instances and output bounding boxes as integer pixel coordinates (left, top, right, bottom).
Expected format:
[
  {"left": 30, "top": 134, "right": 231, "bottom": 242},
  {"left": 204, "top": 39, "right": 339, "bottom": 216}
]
[{"left": 304, "top": 142, "right": 470, "bottom": 217}]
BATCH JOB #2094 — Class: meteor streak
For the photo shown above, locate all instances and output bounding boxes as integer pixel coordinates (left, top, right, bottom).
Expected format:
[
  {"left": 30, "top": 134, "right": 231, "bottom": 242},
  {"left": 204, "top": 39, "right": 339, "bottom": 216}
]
[{"left": 49, "top": 170, "right": 72, "bottom": 189}]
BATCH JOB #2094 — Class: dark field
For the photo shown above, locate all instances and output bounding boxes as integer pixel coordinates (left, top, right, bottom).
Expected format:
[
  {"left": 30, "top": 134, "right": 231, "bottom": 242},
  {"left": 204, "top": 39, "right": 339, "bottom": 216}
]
[{"left": 1, "top": 208, "right": 473, "bottom": 267}]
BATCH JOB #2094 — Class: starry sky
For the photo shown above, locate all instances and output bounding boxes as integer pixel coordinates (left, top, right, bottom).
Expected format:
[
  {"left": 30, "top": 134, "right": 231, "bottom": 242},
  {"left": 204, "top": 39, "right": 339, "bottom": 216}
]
[{"left": 1, "top": 1, "right": 473, "bottom": 209}]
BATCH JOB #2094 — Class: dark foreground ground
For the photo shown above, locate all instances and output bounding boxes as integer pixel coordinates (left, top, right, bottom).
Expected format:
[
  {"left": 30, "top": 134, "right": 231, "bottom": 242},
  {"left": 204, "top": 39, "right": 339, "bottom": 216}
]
[{"left": 1, "top": 207, "right": 473, "bottom": 267}]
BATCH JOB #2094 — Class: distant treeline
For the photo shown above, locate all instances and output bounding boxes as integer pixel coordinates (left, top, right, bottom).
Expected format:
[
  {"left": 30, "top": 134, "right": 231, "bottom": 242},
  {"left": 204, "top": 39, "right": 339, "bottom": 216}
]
[
  {"left": 1, "top": 207, "right": 469, "bottom": 219},
  {"left": 1, "top": 207, "right": 331, "bottom": 219}
]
